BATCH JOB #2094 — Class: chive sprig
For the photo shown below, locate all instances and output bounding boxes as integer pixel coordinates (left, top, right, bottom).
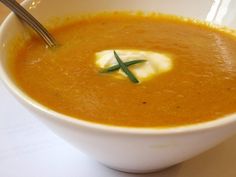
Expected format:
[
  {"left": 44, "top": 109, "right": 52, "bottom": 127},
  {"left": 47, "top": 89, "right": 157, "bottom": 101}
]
[
  {"left": 100, "top": 59, "right": 146, "bottom": 73},
  {"left": 113, "top": 51, "right": 139, "bottom": 84}
]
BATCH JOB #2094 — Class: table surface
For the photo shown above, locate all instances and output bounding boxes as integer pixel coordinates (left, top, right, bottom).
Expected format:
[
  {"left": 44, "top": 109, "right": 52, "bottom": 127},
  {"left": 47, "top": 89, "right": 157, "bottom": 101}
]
[{"left": 0, "top": 2, "right": 236, "bottom": 177}]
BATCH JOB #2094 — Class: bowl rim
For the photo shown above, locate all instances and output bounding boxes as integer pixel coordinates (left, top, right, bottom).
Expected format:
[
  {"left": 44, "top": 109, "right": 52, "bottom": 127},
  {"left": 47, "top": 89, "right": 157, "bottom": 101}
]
[{"left": 1, "top": 0, "right": 236, "bottom": 135}]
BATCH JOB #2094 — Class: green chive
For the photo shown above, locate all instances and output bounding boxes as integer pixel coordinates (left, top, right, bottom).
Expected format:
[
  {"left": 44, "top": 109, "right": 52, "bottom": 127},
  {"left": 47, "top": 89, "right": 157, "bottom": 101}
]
[
  {"left": 113, "top": 51, "right": 139, "bottom": 84},
  {"left": 100, "top": 59, "right": 146, "bottom": 73}
]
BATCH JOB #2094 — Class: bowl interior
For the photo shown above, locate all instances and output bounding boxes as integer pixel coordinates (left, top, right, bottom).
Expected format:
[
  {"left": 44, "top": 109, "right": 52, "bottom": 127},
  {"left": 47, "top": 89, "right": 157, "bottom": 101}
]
[
  {"left": 27, "top": 0, "right": 236, "bottom": 27},
  {"left": 1, "top": 0, "right": 236, "bottom": 133},
  {"left": 1, "top": 0, "right": 236, "bottom": 70}
]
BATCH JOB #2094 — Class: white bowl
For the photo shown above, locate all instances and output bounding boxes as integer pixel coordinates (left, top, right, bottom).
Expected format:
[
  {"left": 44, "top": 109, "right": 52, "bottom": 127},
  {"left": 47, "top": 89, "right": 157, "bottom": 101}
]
[{"left": 1, "top": 0, "right": 236, "bottom": 173}]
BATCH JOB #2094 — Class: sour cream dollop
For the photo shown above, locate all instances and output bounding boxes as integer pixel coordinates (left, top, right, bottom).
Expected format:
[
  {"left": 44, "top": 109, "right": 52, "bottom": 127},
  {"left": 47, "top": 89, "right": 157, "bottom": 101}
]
[{"left": 95, "top": 49, "right": 173, "bottom": 82}]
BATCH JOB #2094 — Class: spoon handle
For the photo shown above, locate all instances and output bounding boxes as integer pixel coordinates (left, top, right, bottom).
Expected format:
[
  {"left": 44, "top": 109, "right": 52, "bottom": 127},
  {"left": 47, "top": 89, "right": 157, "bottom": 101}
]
[{"left": 0, "top": 0, "right": 57, "bottom": 48}]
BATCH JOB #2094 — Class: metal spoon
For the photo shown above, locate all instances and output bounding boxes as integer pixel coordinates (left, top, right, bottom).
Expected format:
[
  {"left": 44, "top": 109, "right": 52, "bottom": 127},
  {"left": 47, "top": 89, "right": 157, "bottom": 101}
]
[{"left": 0, "top": 0, "right": 57, "bottom": 48}]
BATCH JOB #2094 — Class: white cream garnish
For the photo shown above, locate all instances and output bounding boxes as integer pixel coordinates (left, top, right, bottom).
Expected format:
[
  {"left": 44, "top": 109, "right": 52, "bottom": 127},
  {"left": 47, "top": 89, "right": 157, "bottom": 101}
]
[{"left": 95, "top": 49, "right": 173, "bottom": 82}]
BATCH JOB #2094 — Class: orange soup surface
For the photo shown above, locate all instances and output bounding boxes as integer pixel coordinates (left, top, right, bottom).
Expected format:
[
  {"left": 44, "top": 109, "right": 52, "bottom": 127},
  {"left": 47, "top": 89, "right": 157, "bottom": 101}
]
[{"left": 9, "top": 13, "right": 236, "bottom": 127}]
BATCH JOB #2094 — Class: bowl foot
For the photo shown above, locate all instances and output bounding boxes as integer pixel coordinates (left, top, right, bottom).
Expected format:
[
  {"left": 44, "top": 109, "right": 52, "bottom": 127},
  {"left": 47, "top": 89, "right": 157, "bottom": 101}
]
[{"left": 101, "top": 163, "right": 173, "bottom": 174}]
